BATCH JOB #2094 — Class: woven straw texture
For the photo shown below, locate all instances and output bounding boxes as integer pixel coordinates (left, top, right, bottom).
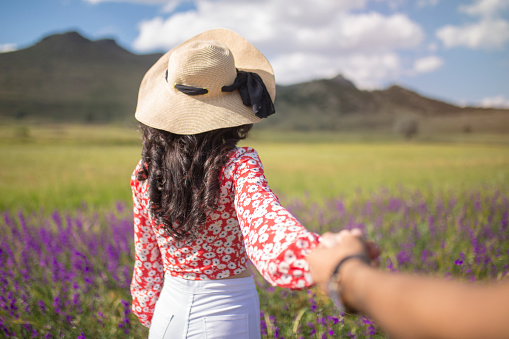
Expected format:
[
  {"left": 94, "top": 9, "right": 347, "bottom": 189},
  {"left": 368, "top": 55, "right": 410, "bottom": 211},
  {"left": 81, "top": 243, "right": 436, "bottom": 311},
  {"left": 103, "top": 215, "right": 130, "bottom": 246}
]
[{"left": 134, "top": 28, "right": 275, "bottom": 135}]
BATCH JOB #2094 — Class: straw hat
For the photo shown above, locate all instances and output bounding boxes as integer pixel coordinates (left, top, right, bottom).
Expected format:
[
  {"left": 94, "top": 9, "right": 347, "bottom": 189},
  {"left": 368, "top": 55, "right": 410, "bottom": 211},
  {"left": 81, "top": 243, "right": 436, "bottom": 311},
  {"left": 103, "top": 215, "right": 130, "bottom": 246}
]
[{"left": 134, "top": 28, "right": 276, "bottom": 135}]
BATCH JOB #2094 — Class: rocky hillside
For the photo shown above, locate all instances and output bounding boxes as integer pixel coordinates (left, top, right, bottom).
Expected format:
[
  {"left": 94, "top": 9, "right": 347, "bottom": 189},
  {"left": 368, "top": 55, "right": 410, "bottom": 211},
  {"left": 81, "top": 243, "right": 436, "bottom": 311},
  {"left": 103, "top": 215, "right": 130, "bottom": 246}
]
[
  {"left": 1, "top": 31, "right": 508, "bottom": 133},
  {"left": 0, "top": 31, "right": 161, "bottom": 123}
]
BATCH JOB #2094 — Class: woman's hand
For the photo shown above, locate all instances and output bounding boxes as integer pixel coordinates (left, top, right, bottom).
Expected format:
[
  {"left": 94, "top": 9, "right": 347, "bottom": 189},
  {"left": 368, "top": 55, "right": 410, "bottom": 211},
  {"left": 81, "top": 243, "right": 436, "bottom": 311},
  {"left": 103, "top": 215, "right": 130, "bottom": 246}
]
[{"left": 307, "top": 229, "right": 380, "bottom": 290}]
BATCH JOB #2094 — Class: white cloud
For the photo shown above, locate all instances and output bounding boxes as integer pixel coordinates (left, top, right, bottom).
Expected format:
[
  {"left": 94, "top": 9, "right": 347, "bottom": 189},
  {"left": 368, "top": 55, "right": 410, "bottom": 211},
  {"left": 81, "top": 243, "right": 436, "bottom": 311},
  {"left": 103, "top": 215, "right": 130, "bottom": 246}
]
[
  {"left": 479, "top": 95, "right": 509, "bottom": 108},
  {"left": 427, "top": 42, "right": 438, "bottom": 51},
  {"left": 437, "top": 0, "right": 509, "bottom": 50},
  {"left": 437, "top": 18, "right": 509, "bottom": 49},
  {"left": 134, "top": 0, "right": 375, "bottom": 53},
  {"left": 413, "top": 56, "right": 444, "bottom": 73},
  {"left": 162, "top": 0, "right": 182, "bottom": 12},
  {"left": 336, "top": 12, "right": 424, "bottom": 53},
  {"left": 132, "top": 0, "right": 425, "bottom": 86},
  {"left": 133, "top": 1, "right": 423, "bottom": 54},
  {"left": 271, "top": 52, "right": 402, "bottom": 88},
  {"left": 460, "top": 0, "right": 509, "bottom": 18},
  {"left": 0, "top": 43, "right": 17, "bottom": 53}
]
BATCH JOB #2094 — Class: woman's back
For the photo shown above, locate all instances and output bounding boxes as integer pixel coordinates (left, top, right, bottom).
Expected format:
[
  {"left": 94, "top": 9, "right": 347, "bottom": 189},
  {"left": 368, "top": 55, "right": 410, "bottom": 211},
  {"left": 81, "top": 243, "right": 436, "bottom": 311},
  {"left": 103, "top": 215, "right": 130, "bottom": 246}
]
[{"left": 131, "top": 147, "right": 319, "bottom": 327}]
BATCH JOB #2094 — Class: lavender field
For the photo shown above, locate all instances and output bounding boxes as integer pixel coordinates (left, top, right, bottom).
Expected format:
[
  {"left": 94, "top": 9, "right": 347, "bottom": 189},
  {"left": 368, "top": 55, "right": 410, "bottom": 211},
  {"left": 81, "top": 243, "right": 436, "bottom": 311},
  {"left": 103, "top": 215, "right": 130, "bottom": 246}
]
[{"left": 1, "top": 188, "right": 508, "bottom": 338}]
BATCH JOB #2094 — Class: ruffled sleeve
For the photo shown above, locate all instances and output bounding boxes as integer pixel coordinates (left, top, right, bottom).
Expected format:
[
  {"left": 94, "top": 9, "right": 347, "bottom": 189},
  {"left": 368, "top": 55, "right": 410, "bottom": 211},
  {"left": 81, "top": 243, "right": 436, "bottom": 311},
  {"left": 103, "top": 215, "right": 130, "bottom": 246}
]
[
  {"left": 130, "top": 161, "right": 165, "bottom": 328},
  {"left": 232, "top": 148, "right": 320, "bottom": 289}
]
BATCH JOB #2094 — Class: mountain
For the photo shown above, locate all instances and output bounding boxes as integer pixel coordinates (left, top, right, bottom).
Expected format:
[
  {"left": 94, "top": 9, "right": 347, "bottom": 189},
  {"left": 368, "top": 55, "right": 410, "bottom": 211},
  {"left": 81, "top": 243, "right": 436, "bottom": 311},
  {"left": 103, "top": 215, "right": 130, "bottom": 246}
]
[
  {"left": 1, "top": 31, "right": 508, "bottom": 133},
  {"left": 260, "top": 75, "right": 509, "bottom": 133},
  {"left": 258, "top": 75, "right": 507, "bottom": 132},
  {"left": 0, "top": 31, "right": 162, "bottom": 123}
]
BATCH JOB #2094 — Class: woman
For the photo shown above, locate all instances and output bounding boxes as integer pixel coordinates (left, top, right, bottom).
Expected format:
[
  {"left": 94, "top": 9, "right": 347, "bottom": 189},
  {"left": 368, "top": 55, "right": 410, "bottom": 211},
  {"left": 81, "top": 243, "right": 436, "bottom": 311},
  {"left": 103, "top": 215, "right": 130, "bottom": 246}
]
[{"left": 130, "top": 28, "right": 321, "bottom": 338}]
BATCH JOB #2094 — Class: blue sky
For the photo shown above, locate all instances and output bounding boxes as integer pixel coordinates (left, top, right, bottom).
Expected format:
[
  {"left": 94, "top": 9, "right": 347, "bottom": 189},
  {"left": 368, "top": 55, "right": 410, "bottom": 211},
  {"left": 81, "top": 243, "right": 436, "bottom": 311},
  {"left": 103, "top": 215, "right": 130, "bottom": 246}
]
[{"left": 1, "top": 0, "right": 508, "bottom": 108}]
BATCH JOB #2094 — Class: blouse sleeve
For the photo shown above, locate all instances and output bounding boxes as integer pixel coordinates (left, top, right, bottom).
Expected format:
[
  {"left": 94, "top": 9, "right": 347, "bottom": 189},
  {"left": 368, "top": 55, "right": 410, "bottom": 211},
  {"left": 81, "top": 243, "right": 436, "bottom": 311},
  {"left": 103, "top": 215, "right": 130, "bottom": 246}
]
[
  {"left": 232, "top": 148, "right": 321, "bottom": 289},
  {"left": 130, "top": 162, "right": 165, "bottom": 328}
]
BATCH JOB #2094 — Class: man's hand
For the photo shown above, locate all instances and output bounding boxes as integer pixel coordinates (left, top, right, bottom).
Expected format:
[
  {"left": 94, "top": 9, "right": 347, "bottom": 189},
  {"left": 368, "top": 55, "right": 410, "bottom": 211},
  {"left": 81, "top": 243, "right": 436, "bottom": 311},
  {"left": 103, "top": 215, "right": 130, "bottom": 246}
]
[{"left": 308, "top": 229, "right": 380, "bottom": 290}]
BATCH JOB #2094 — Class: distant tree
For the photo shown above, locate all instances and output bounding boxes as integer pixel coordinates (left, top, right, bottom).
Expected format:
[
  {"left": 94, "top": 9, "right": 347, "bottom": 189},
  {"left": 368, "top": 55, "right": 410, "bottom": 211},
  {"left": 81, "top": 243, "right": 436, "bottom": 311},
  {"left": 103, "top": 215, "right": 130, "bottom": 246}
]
[
  {"left": 395, "top": 117, "right": 419, "bottom": 140},
  {"left": 86, "top": 113, "right": 96, "bottom": 123}
]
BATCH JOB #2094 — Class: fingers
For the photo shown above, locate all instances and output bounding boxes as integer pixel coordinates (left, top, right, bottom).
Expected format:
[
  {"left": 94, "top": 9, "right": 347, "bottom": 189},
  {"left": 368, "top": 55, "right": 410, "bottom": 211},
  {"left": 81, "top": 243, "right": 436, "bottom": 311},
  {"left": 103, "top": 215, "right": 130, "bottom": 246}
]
[
  {"left": 310, "top": 228, "right": 382, "bottom": 286},
  {"left": 319, "top": 232, "right": 339, "bottom": 248},
  {"left": 310, "top": 228, "right": 381, "bottom": 289},
  {"left": 319, "top": 228, "right": 366, "bottom": 248},
  {"left": 350, "top": 228, "right": 363, "bottom": 237},
  {"left": 318, "top": 228, "right": 381, "bottom": 265}
]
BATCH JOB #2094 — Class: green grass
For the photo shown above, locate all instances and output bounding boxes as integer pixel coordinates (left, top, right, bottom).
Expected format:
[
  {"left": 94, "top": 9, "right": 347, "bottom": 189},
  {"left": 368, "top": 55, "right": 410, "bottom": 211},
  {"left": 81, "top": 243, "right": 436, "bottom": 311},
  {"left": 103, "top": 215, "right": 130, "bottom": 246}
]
[
  {"left": 1, "top": 124, "right": 508, "bottom": 210},
  {"left": 2, "top": 124, "right": 508, "bottom": 338},
  {"left": 252, "top": 142, "right": 509, "bottom": 201},
  {"left": 0, "top": 143, "right": 140, "bottom": 210}
]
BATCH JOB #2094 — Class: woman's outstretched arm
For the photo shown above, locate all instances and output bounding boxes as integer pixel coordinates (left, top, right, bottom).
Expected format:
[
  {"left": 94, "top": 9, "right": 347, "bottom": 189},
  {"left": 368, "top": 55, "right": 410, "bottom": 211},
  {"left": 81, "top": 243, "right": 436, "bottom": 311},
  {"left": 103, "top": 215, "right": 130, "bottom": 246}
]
[
  {"left": 231, "top": 147, "right": 321, "bottom": 288},
  {"left": 307, "top": 230, "right": 509, "bottom": 339}
]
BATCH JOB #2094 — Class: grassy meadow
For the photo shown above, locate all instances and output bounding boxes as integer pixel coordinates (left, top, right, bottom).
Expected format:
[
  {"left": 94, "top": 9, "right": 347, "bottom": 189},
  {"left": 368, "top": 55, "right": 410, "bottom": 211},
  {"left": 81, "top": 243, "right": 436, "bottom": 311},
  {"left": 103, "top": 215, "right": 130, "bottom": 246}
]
[
  {"left": 1, "top": 124, "right": 509, "bottom": 338},
  {"left": 1, "top": 124, "right": 508, "bottom": 210}
]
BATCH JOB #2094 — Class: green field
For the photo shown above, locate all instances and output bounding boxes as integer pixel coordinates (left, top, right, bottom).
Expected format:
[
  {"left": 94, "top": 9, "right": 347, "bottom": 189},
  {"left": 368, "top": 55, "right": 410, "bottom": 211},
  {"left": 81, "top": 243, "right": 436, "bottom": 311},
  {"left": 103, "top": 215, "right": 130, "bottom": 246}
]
[
  {"left": 0, "top": 124, "right": 508, "bottom": 210},
  {"left": 2, "top": 124, "right": 508, "bottom": 338}
]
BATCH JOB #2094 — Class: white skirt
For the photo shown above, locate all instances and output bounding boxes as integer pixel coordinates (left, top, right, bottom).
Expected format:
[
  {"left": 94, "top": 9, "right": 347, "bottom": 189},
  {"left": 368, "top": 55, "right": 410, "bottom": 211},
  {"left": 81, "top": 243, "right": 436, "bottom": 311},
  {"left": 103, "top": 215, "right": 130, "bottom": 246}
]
[{"left": 149, "top": 273, "right": 261, "bottom": 339}]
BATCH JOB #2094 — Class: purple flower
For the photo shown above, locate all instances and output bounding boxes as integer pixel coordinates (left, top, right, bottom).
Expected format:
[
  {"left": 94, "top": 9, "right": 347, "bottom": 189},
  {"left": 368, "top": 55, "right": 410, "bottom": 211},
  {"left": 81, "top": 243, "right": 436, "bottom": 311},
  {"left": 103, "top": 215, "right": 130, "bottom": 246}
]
[
  {"left": 308, "top": 290, "right": 318, "bottom": 313},
  {"left": 396, "top": 250, "right": 411, "bottom": 266},
  {"left": 38, "top": 300, "right": 46, "bottom": 313},
  {"left": 259, "top": 311, "right": 268, "bottom": 336},
  {"left": 1, "top": 188, "right": 507, "bottom": 337},
  {"left": 454, "top": 252, "right": 465, "bottom": 265},
  {"left": 328, "top": 316, "right": 339, "bottom": 325}
]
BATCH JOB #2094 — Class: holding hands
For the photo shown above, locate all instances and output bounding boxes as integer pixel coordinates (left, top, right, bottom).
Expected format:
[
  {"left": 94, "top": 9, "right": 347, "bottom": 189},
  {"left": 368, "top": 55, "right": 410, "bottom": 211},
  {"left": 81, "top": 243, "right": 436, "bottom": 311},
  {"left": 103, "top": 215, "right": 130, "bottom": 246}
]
[
  {"left": 309, "top": 229, "right": 380, "bottom": 285},
  {"left": 307, "top": 229, "right": 380, "bottom": 312},
  {"left": 308, "top": 229, "right": 509, "bottom": 339}
]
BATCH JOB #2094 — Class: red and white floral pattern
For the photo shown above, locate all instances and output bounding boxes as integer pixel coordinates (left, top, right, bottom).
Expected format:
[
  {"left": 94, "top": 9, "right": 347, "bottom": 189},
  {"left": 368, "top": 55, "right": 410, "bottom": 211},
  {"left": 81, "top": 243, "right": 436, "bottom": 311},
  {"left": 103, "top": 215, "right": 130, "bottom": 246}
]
[{"left": 130, "top": 147, "right": 320, "bottom": 327}]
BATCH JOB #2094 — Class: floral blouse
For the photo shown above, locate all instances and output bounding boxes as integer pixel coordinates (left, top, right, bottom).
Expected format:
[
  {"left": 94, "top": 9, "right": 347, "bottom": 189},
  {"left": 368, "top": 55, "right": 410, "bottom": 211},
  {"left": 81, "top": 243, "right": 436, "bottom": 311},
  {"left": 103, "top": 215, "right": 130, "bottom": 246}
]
[{"left": 130, "top": 147, "right": 320, "bottom": 327}]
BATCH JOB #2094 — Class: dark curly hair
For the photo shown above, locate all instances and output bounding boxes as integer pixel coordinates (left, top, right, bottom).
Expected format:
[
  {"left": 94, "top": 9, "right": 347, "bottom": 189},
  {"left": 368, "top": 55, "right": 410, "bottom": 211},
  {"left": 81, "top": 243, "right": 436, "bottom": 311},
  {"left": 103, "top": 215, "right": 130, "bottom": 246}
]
[{"left": 136, "top": 123, "right": 252, "bottom": 240}]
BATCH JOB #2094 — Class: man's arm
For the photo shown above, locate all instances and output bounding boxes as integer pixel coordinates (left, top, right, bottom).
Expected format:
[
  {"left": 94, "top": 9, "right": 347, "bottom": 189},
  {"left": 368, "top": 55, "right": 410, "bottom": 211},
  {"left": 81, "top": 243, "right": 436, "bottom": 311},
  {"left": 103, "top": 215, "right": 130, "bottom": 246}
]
[{"left": 307, "top": 231, "right": 509, "bottom": 339}]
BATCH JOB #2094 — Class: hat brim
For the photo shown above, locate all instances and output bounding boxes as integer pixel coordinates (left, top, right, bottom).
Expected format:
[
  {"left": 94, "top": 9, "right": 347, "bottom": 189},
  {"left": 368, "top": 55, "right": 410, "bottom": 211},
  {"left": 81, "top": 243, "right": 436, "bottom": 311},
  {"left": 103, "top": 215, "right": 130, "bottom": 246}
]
[{"left": 135, "top": 28, "right": 275, "bottom": 135}]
